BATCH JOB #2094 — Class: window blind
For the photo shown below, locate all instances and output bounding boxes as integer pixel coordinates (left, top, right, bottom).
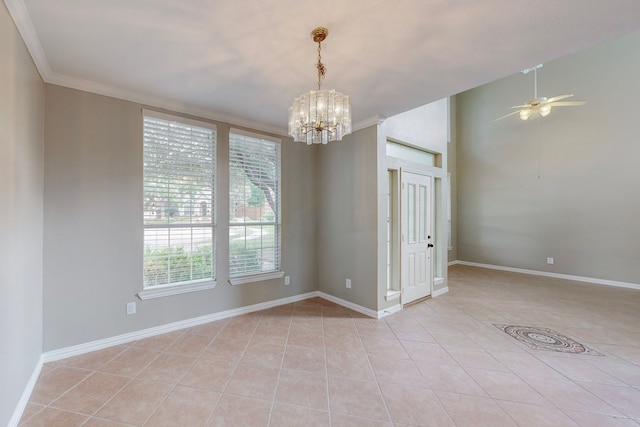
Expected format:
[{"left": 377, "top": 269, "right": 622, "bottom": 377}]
[
  {"left": 143, "top": 112, "right": 216, "bottom": 287},
  {"left": 229, "top": 130, "right": 281, "bottom": 277}
]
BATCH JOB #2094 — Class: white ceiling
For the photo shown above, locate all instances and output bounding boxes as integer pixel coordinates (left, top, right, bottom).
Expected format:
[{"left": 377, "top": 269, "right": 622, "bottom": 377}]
[{"left": 7, "top": 0, "right": 640, "bottom": 134}]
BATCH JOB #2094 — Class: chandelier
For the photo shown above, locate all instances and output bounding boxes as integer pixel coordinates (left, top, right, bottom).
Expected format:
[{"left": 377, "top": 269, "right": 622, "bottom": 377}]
[{"left": 288, "top": 27, "right": 352, "bottom": 145}]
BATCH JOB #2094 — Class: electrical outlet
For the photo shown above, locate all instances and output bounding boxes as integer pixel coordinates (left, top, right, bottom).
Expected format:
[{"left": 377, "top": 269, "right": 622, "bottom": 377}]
[
  {"left": 126, "top": 302, "right": 136, "bottom": 315},
  {"left": 284, "top": 275, "right": 290, "bottom": 285},
  {"left": 346, "top": 278, "right": 351, "bottom": 289},
  {"left": 546, "top": 257, "right": 554, "bottom": 265}
]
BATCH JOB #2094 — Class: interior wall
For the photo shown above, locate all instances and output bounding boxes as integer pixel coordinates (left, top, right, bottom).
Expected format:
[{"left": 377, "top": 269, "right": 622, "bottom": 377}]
[
  {"left": 447, "top": 96, "right": 458, "bottom": 262},
  {"left": 378, "top": 99, "right": 450, "bottom": 309},
  {"left": 0, "top": 2, "right": 45, "bottom": 425},
  {"left": 456, "top": 31, "right": 640, "bottom": 284},
  {"left": 317, "top": 126, "right": 379, "bottom": 311},
  {"left": 43, "top": 85, "right": 317, "bottom": 351}
]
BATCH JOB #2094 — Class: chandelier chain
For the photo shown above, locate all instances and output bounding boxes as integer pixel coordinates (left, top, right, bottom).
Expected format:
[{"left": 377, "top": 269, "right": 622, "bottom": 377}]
[{"left": 316, "top": 41, "right": 326, "bottom": 91}]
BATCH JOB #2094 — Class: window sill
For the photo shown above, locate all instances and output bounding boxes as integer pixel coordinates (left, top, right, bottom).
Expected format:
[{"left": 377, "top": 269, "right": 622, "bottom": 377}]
[
  {"left": 138, "top": 279, "right": 217, "bottom": 300},
  {"left": 385, "top": 290, "right": 401, "bottom": 301},
  {"left": 229, "top": 271, "right": 284, "bottom": 286}
]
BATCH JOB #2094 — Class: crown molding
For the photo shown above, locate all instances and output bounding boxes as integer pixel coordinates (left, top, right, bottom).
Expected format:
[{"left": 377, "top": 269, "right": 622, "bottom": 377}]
[
  {"left": 353, "top": 115, "right": 387, "bottom": 132},
  {"left": 4, "top": 0, "right": 51, "bottom": 77}
]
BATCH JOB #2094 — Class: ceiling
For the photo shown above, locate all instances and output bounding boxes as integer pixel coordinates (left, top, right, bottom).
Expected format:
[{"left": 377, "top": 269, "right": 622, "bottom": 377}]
[{"left": 7, "top": 0, "right": 640, "bottom": 135}]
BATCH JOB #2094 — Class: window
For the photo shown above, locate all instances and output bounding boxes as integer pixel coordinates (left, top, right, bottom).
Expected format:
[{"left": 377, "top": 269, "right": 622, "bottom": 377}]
[
  {"left": 141, "top": 111, "right": 216, "bottom": 297},
  {"left": 229, "top": 129, "right": 282, "bottom": 283},
  {"left": 447, "top": 172, "right": 452, "bottom": 250}
]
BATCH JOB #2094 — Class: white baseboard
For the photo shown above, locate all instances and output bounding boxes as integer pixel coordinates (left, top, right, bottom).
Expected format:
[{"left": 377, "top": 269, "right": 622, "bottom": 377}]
[
  {"left": 377, "top": 303, "right": 402, "bottom": 318},
  {"left": 316, "top": 292, "right": 379, "bottom": 318},
  {"left": 453, "top": 261, "right": 640, "bottom": 291},
  {"left": 448, "top": 260, "right": 460, "bottom": 267},
  {"left": 8, "top": 355, "right": 43, "bottom": 427},
  {"left": 43, "top": 292, "right": 318, "bottom": 362}
]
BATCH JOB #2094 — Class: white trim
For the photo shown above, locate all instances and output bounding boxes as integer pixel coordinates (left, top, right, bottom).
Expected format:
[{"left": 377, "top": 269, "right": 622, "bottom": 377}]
[
  {"left": 229, "top": 271, "right": 285, "bottom": 286},
  {"left": 230, "top": 128, "right": 281, "bottom": 144},
  {"left": 4, "top": 0, "right": 51, "bottom": 78},
  {"left": 8, "top": 355, "right": 43, "bottom": 427},
  {"left": 353, "top": 115, "right": 387, "bottom": 132},
  {"left": 43, "top": 291, "right": 317, "bottom": 362},
  {"left": 143, "top": 109, "right": 217, "bottom": 131},
  {"left": 455, "top": 261, "right": 640, "bottom": 291},
  {"left": 448, "top": 260, "right": 460, "bottom": 267},
  {"left": 434, "top": 277, "right": 444, "bottom": 286},
  {"left": 378, "top": 303, "right": 402, "bottom": 318},
  {"left": 316, "top": 292, "right": 378, "bottom": 318},
  {"left": 384, "top": 290, "right": 401, "bottom": 302},
  {"left": 433, "top": 286, "right": 449, "bottom": 297},
  {"left": 138, "top": 280, "right": 217, "bottom": 300}
]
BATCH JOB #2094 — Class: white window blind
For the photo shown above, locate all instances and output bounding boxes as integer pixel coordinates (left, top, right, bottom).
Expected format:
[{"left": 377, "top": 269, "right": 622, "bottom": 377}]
[
  {"left": 143, "top": 111, "right": 216, "bottom": 288},
  {"left": 229, "top": 129, "right": 281, "bottom": 277}
]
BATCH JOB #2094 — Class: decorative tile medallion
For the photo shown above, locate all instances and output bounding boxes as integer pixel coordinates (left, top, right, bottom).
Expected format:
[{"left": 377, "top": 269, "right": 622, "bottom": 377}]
[{"left": 494, "top": 324, "right": 603, "bottom": 355}]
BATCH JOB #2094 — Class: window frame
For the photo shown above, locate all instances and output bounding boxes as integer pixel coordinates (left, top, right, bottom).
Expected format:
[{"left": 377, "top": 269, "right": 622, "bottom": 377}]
[
  {"left": 228, "top": 128, "right": 283, "bottom": 285},
  {"left": 139, "top": 110, "right": 217, "bottom": 300}
]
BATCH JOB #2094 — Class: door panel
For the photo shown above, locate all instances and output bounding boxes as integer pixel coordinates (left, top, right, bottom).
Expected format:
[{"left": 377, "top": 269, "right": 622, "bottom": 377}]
[{"left": 401, "top": 171, "right": 433, "bottom": 304}]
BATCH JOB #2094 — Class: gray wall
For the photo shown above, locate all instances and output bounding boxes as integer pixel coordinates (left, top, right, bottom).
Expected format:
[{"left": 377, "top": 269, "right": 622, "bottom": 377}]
[
  {"left": 317, "top": 126, "right": 379, "bottom": 311},
  {"left": 0, "top": 2, "right": 44, "bottom": 425},
  {"left": 448, "top": 96, "right": 458, "bottom": 263},
  {"left": 43, "top": 85, "right": 317, "bottom": 351},
  {"left": 456, "top": 32, "right": 640, "bottom": 283}
]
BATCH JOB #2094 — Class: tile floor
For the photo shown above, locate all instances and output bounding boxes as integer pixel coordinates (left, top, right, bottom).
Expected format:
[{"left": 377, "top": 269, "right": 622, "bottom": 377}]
[{"left": 19, "top": 265, "right": 640, "bottom": 426}]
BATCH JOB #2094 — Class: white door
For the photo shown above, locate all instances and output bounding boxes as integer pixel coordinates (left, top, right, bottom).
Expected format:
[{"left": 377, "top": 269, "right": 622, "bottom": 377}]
[{"left": 401, "top": 171, "right": 433, "bottom": 304}]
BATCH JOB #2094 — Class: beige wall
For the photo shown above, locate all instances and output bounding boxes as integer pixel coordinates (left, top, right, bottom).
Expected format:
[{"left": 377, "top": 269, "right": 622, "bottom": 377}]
[
  {"left": 456, "top": 32, "right": 640, "bottom": 283},
  {"left": 447, "top": 96, "right": 458, "bottom": 262},
  {"left": 317, "top": 126, "right": 379, "bottom": 311},
  {"left": 0, "top": 2, "right": 44, "bottom": 425},
  {"left": 43, "top": 85, "right": 317, "bottom": 351}
]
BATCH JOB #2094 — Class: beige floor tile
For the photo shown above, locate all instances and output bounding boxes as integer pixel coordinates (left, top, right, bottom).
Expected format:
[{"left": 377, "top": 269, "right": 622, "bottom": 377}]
[
  {"left": 323, "top": 318, "right": 358, "bottom": 336},
  {"left": 578, "top": 381, "right": 640, "bottom": 419},
  {"left": 20, "top": 407, "right": 88, "bottom": 427},
  {"left": 179, "top": 356, "right": 237, "bottom": 392},
  {"left": 225, "top": 362, "right": 280, "bottom": 400},
  {"left": 324, "top": 334, "right": 365, "bottom": 354},
  {"left": 98, "top": 347, "right": 160, "bottom": 377},
  {"left": 145, "top": 385, "right": 220, "bottom": 426},
  {"left": 57, "top": 345, "right": 127, "bottom": 370},
  {"left": 286, "top": 330, "right": 325, "bottom": 349},
  {"left": 379, "top": 382, "right": 454, "bottom": 426},
  {"left": 50, "top": 372, "right": 129, "bottom": 415},
  {"left": 521, "top": 375, "right": 623, "bottom": 416},
  {"left": 207, "top": 394, "right": 271, "bottom": 427},
  {"left": 282, "top": 344, "right": 326, "bottom": 374},
  {"left": 402, "top": 340, "right": 458, "bottom": 366},
  {"left": 241, "top": 342, "right": 285, "bottom": 368},
  {"left": 416, "top": 363, "right": 487, "bottom": 396},
  {"left": 30, "top": 365, "right": 92, "bottom": 405},
  {"left": 447, "top": 347, "right": 508, "bottom": 371},
  {"left": 584, "top": 359, "right": 640, "bottom": 387},
  {"left": 361, "top": 336, "right": 410, "bottom": 359},
  {"left": 94, "top": 378, "right": 172, "bottom": 425},
  {"left": 18, "top": 402, "right": 45, "bottom": 424},
  {"left": 185, "top": 320, "right": 227, "bottom": 337},
  {"left": 275, "top": 369, "right": 328, "bottom": 410},
  {"left": 467, "top": 368, "right": 548, "bottom": 404},
  {"left": 369, "top": 355, "right": 427, "bottom": 387},
  {"left": 269, "top": 403, "right": 330, "bottom": 427},
  {"left": 435, "top": 391, "right": 517, "bottom": 427},
  {"left": 328, "top": 376, "right": 390, "bottom": 421},
  {"left": 165, "top": 333, "right": 212, "bottom": 357},
  {"left": 81, "top": 418, "right": 133, "bottom": 426},
  {"left": 136, "top": 352, "right": 196, "bottom": 384},
  {"left": 564, "top": 409, "right": 640, "bottom": 427},
  {"left": 201, "top": 336, "right": 248, "bottom": 361},
  {"left": 491, "top": 350, "right": 565, "bottom": 378},
  {"left": 496, "top": 400, "right": 580, "bottom": 427},
  {"left": 326, "top": 350, "right": 375, "bottom": 381},
  {"left": 354, "top": 319, "right": 396, "bottom": 339},
  {"left": 330, "top": 412, "right": 393, "bottom": 426},
  {"left": 132, "top": 331, "right": 183, "bottom": 351}
]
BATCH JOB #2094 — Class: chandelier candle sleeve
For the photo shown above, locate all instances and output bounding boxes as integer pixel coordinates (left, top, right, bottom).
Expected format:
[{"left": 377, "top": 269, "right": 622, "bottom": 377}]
[{"left": 288, "top": 27, "right": 352, "bottom": 145}]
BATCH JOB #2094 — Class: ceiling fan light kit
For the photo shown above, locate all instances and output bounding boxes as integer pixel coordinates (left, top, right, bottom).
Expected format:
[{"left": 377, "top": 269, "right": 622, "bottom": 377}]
[
  {"left": 496, "top": 64, "right": 586, "bottom": 121},
  {"left": 288, "top": 27, "right": 352, "bottom": 145}
]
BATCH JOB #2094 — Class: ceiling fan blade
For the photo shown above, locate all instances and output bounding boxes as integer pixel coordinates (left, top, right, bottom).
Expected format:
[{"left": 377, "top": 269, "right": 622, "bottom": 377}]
[
  {"left": 508, "top": 104, "right": 531, "bottom": 109},
  {"left": 495, "top": 110, "right": 523, "bottom": 121},
  {"left": 545, "top": 94, "right": 574, "bottom": 103},
  {"left": 549, "top": 100, "right": 587, "bottom": 107}
]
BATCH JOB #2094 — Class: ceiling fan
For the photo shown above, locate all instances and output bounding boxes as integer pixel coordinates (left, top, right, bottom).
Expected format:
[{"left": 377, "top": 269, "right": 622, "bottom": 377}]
[{"left": 496, "top": 64, "right": 586, "bottom": 121}]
